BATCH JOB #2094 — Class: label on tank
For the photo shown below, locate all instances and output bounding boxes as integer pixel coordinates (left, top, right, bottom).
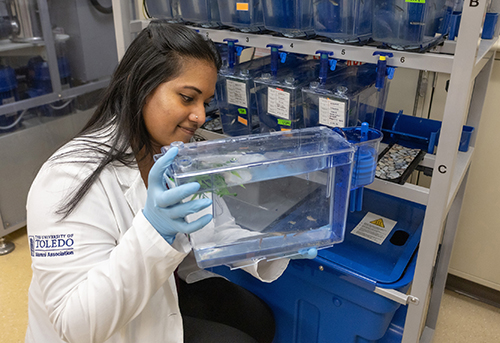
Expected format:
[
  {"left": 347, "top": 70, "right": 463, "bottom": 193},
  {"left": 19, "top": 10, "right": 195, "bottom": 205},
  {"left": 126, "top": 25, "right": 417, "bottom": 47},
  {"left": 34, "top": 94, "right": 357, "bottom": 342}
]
[
  {"left": 227, "top": 80, "right": 248, "bottom": 108},
  {"left": 268, "top": 87, "right": 290, "bottom": 119},
  {"left": 319, "top": 97, "right": 346, "bottom": 128}
]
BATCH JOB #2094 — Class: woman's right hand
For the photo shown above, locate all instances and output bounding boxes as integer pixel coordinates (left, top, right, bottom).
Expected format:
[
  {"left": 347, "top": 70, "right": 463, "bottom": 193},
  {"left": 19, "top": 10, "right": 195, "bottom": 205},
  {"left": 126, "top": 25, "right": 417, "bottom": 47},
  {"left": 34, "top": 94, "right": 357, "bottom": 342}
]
[{"left": 143, "top": 147, "right": 213, "bottom": 244}]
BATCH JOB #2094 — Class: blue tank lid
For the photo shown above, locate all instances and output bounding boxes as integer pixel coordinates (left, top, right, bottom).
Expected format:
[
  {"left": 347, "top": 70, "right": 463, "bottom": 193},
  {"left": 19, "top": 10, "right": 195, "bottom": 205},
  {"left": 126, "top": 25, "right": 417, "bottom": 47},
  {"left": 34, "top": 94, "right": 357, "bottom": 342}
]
[{"left": 0, "top": 66, "right": 18, "bottom": 92}]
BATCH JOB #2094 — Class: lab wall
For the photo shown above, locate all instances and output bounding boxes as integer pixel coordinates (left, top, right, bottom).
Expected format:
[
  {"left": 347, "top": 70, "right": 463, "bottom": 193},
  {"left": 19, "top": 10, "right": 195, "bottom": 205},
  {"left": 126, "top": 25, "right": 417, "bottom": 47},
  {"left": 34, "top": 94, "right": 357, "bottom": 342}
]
[{"left": 448, "top": 57, "right": 500, "bottom": 291}]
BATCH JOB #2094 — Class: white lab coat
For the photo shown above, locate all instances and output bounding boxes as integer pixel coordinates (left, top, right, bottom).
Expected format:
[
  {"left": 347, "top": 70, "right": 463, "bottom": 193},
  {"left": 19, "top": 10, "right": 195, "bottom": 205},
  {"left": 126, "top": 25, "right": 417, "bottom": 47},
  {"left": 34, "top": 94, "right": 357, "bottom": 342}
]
[{"left": 25, "top": 136, "right": 288, "bottom": 343}]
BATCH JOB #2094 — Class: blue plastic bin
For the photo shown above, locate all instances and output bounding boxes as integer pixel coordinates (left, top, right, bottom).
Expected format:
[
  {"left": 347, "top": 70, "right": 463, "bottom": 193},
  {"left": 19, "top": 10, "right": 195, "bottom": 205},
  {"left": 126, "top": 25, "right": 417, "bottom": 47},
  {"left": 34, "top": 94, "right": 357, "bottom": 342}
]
[
  {"left": 381, "top": 111, "right": 474, "bottom": 153},
  {"left": 26, "top": 57, "right": 73, "bottom": 117},
  {"left": 211, "top": 189, "right": 425, "bottom": 342},
  {"left": 0, "top": 66, "right": 20, "bottom": 132},
  {"left": 482, "top": 12, "right": 499, "bottom": 39}
]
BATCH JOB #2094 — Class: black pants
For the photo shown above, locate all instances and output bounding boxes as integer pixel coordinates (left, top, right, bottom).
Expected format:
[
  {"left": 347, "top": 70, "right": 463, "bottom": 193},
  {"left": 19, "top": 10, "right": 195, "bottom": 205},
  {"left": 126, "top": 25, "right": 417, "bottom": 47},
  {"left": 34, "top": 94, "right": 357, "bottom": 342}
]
[{"left": 178, "top": 277, "right": 275, "bottom": 343}]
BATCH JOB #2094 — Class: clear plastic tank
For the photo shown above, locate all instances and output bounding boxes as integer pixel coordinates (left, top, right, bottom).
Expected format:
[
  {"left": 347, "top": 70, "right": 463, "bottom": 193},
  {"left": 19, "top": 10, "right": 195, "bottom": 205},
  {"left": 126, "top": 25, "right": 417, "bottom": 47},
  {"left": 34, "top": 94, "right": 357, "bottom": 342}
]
[
  {"left": 302, "top": 64, "right": 390, "bottom": 130},
  {"left": 161, "top": 126, "right": 355, "bottom": 269},
  {"left": 218, "top": 0, "right": 265, "bottom": 32},
  {"left": 254, "top": 59, "right": 320, "bottom": 132},
  {"left": 313, "top": 0, "right": 373, "bottom": 44},
  {"left": 145, "top": 0, "right": 181, "bottom": 22},
  {"left": 261, "top": 0, "right": 314, "bottom": 37},
  {"left": 372, "top": 0, "right": 453, "bottom": 51},
  {"left": 178, "top": 0, "right": 221, "bottom": 27}
]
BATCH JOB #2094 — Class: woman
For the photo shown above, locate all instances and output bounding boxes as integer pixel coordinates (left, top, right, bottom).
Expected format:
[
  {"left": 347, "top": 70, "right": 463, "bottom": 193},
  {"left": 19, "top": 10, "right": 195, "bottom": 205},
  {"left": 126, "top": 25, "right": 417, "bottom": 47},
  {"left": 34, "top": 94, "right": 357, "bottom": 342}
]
[{"left": 26, "top": 21, "right": 317, "bottom": 343}]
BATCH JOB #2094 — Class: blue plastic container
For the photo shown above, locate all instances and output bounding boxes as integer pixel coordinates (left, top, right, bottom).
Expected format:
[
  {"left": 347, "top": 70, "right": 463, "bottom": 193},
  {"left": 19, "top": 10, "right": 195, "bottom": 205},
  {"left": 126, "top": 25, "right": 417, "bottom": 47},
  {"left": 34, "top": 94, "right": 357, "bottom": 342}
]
[
  {"left": 313, "top": 0, "right": 373, "bottom": 44},
  {"left": 218, "top": 0, "right": 264, "bottom": 32},
  {"left": 27, "top": 57, "right": 73, "bottom": 116},
  {"left": 211, "top": 188, "right": 425, "bottom": 343},
  {"left": 482, "top": 12, "right": 499, "bottom": 39},
  {"left": 381, "top": 111, "right": 474, "bottom": 153},
  {"left": 0, "top": 66, "right": 20, "bottom": 132},
  {"left": 342, "top": 125, "right": 383, "bottom": 190},
  {"left": 372, "top": 0, "right": 453, "bottom": 51},
  {"left": 261, "top": 0, "right": 314, "bottom": 37},
  {"left": 178, "top": 0, "right": 221, "bottom": 27}
]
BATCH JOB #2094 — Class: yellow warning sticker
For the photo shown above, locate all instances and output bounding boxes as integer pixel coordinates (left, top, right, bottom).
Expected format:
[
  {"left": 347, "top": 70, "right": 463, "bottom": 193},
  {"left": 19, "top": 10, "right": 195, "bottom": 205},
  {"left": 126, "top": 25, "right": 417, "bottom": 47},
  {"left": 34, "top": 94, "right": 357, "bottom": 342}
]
[
  {"left": 370, "top": 218, "right": 385, "bottom": 228},
  {"left": 236, "top": 3, "right": 249, "bottom": 11},
  {"left": 351, "top": 212, "right": 397, "bottom": 245}
]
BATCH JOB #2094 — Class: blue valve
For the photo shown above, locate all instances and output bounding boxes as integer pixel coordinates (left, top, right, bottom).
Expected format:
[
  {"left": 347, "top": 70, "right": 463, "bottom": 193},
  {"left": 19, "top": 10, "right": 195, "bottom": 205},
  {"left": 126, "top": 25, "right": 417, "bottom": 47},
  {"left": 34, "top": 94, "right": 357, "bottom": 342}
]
[
  {"left": 266, "top": 44, "right": 284, "bottom": 77},
  {"left": 224, "top": 38, "right": 239, "bottom": 69},
  {"left": 373, "top": 51, "right": 394, "bottom": 90}
]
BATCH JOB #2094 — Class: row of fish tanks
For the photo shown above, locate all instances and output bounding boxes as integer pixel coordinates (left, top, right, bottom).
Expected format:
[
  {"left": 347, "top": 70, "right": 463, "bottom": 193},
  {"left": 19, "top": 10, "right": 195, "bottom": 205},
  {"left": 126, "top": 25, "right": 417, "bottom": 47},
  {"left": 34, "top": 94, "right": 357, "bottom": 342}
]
[{"left": 146, "top": 0, "right": 500, "bottom": 52}]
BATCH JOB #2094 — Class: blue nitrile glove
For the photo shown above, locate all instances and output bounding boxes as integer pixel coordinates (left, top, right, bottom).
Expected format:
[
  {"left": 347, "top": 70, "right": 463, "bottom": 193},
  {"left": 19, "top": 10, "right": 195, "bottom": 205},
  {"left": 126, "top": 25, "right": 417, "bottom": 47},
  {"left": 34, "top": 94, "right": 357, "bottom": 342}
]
[
  {"left": 289, "top": 247, "right": 318, "bottom": 260},
  {"left": 143, "top": 147, "right": 213, "bottom": 244}
]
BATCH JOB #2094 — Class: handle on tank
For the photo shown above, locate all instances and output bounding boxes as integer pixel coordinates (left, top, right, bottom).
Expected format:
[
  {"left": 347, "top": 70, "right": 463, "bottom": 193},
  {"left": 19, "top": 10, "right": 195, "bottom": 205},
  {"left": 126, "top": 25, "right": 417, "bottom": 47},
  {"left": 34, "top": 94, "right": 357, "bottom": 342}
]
[
  {"left": 373, "top": 51, "right": 394, "bottom": 90},
  {"left": 266, "top": 44, "right": 284, "bottom": 77},
  {"left": 224, "top": 38, "right": 239, "bottom": 69}
]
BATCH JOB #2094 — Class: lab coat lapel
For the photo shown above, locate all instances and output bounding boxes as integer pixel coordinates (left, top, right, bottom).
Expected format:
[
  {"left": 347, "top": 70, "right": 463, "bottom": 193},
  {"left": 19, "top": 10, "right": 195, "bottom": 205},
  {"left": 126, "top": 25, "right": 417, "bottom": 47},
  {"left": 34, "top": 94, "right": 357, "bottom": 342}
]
[{"left": 112, "top": 163, "right": 147, "bottom": 215}]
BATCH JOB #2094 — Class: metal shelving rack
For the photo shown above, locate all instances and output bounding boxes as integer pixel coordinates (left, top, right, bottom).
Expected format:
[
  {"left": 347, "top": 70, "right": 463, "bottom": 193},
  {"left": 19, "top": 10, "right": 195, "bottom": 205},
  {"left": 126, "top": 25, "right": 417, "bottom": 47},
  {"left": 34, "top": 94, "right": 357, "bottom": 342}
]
[{"left": 113, "top": 1, "right": 497, "bottom": 341}]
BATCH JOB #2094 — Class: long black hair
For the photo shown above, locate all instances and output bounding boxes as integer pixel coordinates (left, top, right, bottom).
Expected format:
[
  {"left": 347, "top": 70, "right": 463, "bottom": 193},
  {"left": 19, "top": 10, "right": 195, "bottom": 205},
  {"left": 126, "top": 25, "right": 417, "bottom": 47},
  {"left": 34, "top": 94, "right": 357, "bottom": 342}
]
[{"left": 54, "top": 20, "right": 222, "bottom": 218}]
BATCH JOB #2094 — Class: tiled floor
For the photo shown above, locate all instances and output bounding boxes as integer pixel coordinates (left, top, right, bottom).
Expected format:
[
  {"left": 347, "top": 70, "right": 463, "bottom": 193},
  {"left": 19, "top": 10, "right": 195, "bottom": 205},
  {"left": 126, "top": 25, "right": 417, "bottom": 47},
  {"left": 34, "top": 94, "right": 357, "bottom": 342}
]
[{"left": 2, "top": 227, "right": 500, "bottom": 343}]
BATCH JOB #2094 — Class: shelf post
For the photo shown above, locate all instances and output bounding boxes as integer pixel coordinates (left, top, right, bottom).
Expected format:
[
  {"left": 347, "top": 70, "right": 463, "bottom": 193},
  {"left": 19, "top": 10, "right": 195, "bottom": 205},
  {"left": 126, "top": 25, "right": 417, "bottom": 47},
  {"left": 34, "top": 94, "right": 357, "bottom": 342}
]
[{"left": 402, "top": 1, "right": 491, "bottom": 342}]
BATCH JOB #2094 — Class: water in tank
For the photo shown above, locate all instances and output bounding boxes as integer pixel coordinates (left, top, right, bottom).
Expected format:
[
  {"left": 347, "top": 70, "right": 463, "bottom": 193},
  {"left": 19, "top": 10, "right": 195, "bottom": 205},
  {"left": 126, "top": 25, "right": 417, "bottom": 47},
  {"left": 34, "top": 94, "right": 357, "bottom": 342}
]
[
  {"left": 145, "top": 0, "right": 182, "bottom": 22},
  {"left": 156, "top": 127, "right": 355, "bottom": 269},
  {"left": 261, "top": 0, "right": 315, "bottom": 37},
  {"left": 372, "top": 0, "right": 453, "bottom": 51},
  {"left": 178, "top": 0, "right": 221, "bottom": 27},
  {"left": 313, "top": 0, "right": 373, "bottom": 44},
  {"left": 218, "top": 0, "right": 265, "bottom": 32}
]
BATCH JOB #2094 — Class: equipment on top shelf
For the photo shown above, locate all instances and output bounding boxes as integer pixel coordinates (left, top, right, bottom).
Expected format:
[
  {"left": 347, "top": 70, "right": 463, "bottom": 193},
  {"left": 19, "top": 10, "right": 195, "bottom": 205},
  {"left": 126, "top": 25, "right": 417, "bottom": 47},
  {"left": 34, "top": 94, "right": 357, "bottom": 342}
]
[
  {"left": 372, "top": 0, "right": 453, "bottom": 51},
  {"left": 178, "top": 0, "right": 222, "bottom": 28},
  {"left": 313, "top": 0, "right": 373, "bottom": 44},
  {"left": 218, "top": 0, "right": 265, "bottom": 32},
  {"left": 261, "top": 0, "right": 315, "bottom": 37}
]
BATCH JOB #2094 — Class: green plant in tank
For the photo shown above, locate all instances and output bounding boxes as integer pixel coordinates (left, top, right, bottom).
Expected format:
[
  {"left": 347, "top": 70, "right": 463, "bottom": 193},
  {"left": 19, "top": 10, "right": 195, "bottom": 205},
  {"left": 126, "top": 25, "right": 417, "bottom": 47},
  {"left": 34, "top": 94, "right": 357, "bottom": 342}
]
[{"left": 189, "top": 170, "right": 245, "bottom": 200}]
